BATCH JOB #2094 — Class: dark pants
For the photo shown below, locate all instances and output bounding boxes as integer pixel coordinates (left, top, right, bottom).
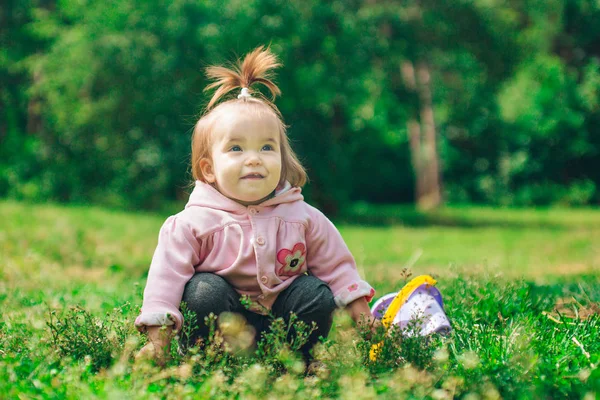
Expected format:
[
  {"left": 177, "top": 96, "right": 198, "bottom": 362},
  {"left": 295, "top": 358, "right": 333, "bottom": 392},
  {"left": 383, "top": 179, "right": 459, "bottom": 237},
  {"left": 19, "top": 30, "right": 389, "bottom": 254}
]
[{"left": 180, "top": 272, "right": 336, "bottom": 361}]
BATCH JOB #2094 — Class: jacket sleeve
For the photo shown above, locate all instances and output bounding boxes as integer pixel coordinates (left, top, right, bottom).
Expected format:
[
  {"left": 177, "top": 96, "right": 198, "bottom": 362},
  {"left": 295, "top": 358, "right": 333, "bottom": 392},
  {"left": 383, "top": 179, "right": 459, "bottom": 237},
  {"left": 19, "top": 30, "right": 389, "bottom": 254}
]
[
  {"left": 305, "top": 206, "right": 375, "bottom": 308},
  {"left": 135, "top": 216, "right": 202, "bottom": 332}
]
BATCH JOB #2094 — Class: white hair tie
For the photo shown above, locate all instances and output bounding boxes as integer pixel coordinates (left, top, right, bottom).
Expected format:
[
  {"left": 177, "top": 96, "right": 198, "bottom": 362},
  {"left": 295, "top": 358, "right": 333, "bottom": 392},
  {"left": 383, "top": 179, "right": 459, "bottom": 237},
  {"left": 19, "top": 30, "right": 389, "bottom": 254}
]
[{"left": 238, "top": 87, "right": 252, "bottom": 99}]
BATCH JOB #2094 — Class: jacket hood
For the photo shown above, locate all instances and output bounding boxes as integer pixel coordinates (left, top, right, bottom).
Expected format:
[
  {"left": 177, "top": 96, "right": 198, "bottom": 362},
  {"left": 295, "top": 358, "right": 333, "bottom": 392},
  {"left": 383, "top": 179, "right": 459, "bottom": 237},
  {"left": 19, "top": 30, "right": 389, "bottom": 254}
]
[{"left": 185, "top": 180, "right": 304, "bottom": 213}]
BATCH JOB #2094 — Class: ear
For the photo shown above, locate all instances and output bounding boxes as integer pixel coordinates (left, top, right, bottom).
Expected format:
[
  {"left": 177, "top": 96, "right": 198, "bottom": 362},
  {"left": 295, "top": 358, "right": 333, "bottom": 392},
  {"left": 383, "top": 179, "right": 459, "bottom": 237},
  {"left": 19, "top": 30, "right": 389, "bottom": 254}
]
[{"left": 199, "top": 158, "right": 216, "bottom": 183}]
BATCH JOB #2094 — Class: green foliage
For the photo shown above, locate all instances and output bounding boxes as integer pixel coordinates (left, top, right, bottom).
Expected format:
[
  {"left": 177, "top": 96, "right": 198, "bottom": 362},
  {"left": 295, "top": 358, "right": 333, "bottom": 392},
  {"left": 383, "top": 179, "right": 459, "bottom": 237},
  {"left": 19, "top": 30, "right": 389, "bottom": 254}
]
[
  {"left": 2, "top": 0, "right": 600, "bottom": 211},
  {"left": 1, "top": 201, "right": 599, "bottom": 397},
  {"left": 357, "top": 316, "right": 443, "bottom": 373},
  {"left": 254, "top": 314, "right": 317, "bottom": 371},
  {"left": 47, "top": 303, "right": 135, "bottom": 372},
  {"left": 177, "top": 301, "right": 199, "bottom": 351},
  {"left": 34, "top": 277, "right": 599, "bottom": 398}
]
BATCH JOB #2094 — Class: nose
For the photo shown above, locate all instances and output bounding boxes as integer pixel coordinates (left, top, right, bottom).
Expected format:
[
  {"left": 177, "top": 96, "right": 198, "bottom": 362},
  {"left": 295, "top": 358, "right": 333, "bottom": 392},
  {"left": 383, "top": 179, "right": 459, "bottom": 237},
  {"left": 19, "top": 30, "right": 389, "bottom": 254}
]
[{"left": 245, "top": 152, "right": 262, "bottom": 167}]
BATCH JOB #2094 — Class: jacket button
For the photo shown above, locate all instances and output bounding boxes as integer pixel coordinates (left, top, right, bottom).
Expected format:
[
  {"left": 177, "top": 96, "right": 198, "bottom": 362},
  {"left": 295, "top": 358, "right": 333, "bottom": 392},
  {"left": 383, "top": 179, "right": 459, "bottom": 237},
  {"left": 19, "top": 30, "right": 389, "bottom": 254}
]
[
  {"left": 249, "top": 208, "right": 257, "bottom": 215},
  {"left": 256, "top": 236, "right": 265, "bottom": 245},
  {"left": 261, "top": 276, "right": 268, "bottom": 284}
]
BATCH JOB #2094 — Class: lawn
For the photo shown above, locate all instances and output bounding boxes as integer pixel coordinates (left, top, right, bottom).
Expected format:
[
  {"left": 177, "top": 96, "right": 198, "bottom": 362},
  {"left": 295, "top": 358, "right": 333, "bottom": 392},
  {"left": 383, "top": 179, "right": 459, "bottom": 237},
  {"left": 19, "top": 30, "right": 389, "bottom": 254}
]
[{"left": 0, "top": 200, "right": 598, "bottom": 399}]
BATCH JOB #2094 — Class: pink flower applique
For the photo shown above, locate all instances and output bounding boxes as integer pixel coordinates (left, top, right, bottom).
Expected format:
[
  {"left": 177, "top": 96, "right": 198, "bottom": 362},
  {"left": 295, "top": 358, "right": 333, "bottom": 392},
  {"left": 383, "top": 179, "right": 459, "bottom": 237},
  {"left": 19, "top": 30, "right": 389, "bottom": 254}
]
[
  {"left": 348, "top": 283, "right": 359, "bottom": 292},
  {"left": 277, "top": 243, "right": 307, "bottom": 276}
]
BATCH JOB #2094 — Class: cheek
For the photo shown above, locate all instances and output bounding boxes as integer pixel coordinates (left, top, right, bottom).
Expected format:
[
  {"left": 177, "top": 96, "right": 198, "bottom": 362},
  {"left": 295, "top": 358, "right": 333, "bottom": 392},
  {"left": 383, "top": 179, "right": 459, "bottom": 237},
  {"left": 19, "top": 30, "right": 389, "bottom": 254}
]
[
  {"left": 269, "top": 154, "right": 283, "bottom": 167},
  {"left": 216, "top": 157, "right": 239, "bottom": 173},
  {"left": 274, "top": 159, "right": 283, "bottom": 175}
]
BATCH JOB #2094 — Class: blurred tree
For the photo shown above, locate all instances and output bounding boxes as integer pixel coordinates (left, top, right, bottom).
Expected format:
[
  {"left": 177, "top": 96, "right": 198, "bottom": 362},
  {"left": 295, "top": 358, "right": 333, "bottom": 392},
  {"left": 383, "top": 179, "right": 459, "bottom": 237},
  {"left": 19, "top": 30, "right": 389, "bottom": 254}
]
[
  {"left": 1, "top": 0, "right": 599, "bottom": 211},
  {"left": 345, "top": 0, "right": 526, "bottom": 209},
  {"left": 494, "top": 0, "right": 600, "bottom": 205},
  {"left": 0, "top": 0, "right": 53, "bottom": 198},
  {"left": 26, "top": 0, "right": 218, "bottom": 207}
]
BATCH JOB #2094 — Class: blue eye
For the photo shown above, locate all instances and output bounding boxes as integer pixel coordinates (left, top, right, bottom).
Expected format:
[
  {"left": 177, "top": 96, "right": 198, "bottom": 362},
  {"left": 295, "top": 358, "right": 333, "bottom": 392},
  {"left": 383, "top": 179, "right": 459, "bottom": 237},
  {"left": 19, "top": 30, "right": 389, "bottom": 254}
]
[
  {"left": 262, "top": 144, "right": 274, "bottom": 151},
  {"left": 230, "top": 145, "right": 242, "bottom": 152}
]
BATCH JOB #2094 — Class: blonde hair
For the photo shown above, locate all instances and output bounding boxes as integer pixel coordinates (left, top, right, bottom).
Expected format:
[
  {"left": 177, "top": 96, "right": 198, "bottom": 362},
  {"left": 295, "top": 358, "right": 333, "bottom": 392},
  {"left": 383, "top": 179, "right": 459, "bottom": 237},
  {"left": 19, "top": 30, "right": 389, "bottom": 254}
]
[{"left": 191, "top": 46, "right": 307, "bottom": 188}]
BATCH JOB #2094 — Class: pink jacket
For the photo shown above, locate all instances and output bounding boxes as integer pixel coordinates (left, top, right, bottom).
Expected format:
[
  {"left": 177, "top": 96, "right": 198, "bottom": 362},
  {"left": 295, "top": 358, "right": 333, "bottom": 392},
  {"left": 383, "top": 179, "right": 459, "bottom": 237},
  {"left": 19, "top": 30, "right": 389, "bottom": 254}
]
[{"left": 135, "top": 181, "right": 374, "bottom": 331}]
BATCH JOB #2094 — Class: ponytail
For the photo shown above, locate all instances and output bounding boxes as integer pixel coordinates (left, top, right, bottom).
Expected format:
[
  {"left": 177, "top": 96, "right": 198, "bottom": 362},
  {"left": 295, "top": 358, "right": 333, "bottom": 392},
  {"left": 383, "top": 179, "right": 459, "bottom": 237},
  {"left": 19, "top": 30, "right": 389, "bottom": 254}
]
[{"left": 204, "top": 46, "right": 282, "bottom": 110}]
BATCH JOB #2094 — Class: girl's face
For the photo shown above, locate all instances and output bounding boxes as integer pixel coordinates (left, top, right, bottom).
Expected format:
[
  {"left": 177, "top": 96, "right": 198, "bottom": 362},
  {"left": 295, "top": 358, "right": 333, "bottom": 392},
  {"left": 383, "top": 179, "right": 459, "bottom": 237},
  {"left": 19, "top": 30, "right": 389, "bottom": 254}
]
[{"left": 200, "top": 113, "right": 282, "bottom": 205}]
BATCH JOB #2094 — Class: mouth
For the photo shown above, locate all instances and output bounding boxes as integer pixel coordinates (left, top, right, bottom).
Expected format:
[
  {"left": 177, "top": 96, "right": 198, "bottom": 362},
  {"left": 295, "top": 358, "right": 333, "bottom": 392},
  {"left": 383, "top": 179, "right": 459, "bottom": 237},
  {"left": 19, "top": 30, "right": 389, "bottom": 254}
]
[{"left": 241, "top": 173, "right": 265, "bottom": 180}]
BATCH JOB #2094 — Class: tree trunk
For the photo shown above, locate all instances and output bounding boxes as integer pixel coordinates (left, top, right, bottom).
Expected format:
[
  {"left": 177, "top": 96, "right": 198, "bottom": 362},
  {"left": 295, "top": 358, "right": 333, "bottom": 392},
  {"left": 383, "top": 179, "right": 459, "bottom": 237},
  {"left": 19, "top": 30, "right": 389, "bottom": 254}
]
[
  {"left": 407, "top": 119, "right": 426, "bottom": 201},
  {"left": 27, "top": 69, "right": 43, "bottom": 135},
  {"left": 401, "top": 60, "right": 442, "bottom": 210},
  {"left": 415, "top": 61, "right": 442, "bottom": 209}
]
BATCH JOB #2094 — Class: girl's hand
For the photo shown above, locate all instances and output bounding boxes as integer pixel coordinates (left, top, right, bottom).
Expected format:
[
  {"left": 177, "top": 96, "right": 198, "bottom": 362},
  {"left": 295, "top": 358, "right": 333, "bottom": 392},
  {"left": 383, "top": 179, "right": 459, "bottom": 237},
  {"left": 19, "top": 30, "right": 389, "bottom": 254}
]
[
  {"left": 346, "top": 297, "right": 380, "bottom": 334},
  {"left": 136, "top": 342, "right": 164, "bottom": 365},
  {"left": 135, "top": 326, "right": 173, "bottom": 367},
  {"left": 346, "top": 297, "right": 377, "bottom": 326}
]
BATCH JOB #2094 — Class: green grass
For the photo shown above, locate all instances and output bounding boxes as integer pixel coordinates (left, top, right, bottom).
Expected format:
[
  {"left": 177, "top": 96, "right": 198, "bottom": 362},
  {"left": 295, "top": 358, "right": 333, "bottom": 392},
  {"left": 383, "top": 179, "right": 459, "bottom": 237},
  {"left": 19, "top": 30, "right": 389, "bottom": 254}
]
[{"left": 1, "top": 200, "right": 599, "bottom": 398}]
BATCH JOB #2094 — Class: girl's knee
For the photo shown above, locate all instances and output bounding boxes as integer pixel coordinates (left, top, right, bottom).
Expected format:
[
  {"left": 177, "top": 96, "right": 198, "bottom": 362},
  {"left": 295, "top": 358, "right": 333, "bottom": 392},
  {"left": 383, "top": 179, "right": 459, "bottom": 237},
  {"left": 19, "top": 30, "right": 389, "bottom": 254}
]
[
  {"left": 181, "top": 273, "right": 236, "bottom": 314},
  {"left": 301, "top": 275, "right": 335, "bottom": 301},
  {"left": 281, "top": 274, "right": 336, "bottom": 316}
]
